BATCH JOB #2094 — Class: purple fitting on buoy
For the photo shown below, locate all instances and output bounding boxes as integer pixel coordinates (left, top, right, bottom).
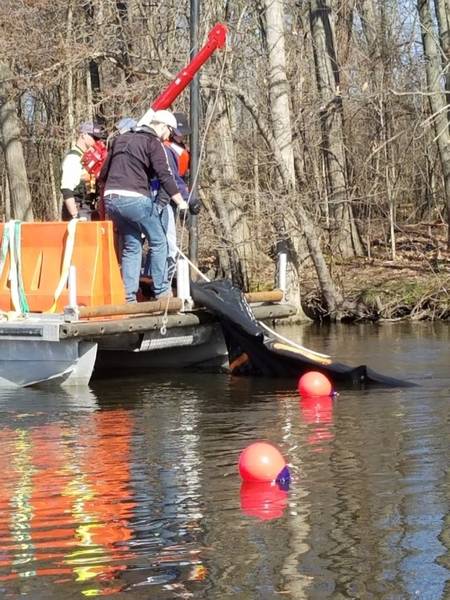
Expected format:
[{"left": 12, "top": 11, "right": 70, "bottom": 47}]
[{"left": 276, "top": 465, "right": 291, "bottom": 490}]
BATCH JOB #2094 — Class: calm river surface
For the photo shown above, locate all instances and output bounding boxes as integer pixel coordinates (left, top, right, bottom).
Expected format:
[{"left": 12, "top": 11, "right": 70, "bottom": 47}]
[{"left": 0, "top": 322, "right": 448, "bottom": 599}]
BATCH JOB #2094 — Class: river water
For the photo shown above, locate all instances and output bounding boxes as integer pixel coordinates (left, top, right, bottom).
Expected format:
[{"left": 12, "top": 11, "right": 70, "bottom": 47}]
[{"left": 0, "top": 322, "right": 448, "bottom": 599}]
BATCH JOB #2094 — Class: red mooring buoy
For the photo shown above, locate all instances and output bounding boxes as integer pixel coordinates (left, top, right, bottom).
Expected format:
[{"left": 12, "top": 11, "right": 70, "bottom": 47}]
[
  {"left": 238, "top": 441, "right": 288, "bottom": 483},
  {"left": 297, "top": 371, "right": 333, "bottom": 397}
]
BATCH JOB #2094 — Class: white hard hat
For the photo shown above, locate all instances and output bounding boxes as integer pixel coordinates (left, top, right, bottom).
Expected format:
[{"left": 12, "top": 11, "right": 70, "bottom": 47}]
[{"left": 151, "top": 109, "right": 179, "bottom": 132}]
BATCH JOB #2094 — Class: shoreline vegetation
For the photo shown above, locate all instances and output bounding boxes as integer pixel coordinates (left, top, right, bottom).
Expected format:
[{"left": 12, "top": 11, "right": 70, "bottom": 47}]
[
  {"left": 300, "top": 222, "right": 450, "bottom": 322},
  {"left": 3, "top": 2, "right": 450, "bottom": 324}
]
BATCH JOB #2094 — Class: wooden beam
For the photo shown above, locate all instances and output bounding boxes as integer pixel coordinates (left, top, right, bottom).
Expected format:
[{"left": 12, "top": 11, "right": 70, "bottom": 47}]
[
  {"left": 78, "top": 298, "right": 182, "bottom": 319},
  {"left": 245, "top": 289, "right": 283, "bottom": 303}
]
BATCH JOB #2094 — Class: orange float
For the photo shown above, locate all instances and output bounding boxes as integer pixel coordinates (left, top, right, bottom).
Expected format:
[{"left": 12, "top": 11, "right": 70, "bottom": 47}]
[
  {"left": 238, "top": 441, "right": 289, "bottom": 484},
  {"left": 297, "top": 371, "right": 333, "bottom": 397}
]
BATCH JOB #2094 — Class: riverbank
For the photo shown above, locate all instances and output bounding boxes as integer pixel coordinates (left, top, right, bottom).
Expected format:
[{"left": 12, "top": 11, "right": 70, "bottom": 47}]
[{"left": 301, "top": 223, "right": 450, "bottom": 321}]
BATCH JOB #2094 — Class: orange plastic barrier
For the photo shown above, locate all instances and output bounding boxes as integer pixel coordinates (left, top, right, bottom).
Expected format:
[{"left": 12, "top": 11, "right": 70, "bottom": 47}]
[{"left": 0, "top": 221, "right": 125, "bottom": 312}]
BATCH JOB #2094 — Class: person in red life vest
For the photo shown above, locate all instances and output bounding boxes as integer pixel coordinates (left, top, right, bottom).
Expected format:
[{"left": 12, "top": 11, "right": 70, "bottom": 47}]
[
  {"left": 144, "top": 112, "right": 201, "bottom": 281},
  {"left": 100, "top": 109, "right": 188, "bottom": 302},
  {"left": 169, "top": 112, "right": 201, "bottom": 217},
  {"left": 60, "top": 121, "right": 107, "bottom": 220}
]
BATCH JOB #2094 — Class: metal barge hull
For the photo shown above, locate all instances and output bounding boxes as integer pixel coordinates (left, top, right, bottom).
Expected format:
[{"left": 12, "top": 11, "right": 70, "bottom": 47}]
[{"left": 0, "top": 303, "right": 296, "bottom": 388}]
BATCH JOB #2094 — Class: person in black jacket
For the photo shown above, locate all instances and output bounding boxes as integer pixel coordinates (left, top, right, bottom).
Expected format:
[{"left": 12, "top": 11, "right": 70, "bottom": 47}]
[{"left": 101, "top": 110, "right": 188, "bottom": 302}]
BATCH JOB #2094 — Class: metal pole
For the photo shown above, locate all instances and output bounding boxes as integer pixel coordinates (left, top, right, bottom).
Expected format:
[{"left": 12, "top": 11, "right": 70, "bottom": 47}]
[{"left": 189, "top": 0, "right": 200, "bottom": 265}]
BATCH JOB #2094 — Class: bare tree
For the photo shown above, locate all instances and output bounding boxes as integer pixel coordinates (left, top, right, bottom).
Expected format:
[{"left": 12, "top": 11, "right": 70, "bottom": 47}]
[
  {"left": 418, "top": 0, "right": 450, "bottom": 248},
  {"left": 309, "top": 0, "right": 363, "bottom": 257},
  {"left": 0, "top": 63, "right": 33, "bottom": 221}
]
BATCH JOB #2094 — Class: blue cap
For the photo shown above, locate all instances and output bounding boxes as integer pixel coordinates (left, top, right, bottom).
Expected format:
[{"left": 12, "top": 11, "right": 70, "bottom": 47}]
[
  {"left": 79, "top": 121, "right": 106, "bottom": 138},
  {"left": 115, "top": 117, "right": 137, "bottom": 134}
]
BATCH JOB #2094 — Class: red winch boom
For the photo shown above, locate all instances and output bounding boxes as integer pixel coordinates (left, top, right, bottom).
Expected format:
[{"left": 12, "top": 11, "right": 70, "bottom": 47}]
[
  {"left": 82, "top": 23, "right": 228, "bottom": 177},
  {"left": 151, "top": 23, "right": 227, "bottom": 111}
]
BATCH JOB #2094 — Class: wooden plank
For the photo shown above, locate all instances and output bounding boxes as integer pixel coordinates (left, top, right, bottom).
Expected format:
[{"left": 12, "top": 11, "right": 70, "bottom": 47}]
[
  {"left": 59, "top": 303, "right": 296, "bottom": 339},
  {"left": 78, "top": 297, "right": 182, "bottom": 319},
  {"left": 245, "top": 289, "right": 284, "bottom": 303}
]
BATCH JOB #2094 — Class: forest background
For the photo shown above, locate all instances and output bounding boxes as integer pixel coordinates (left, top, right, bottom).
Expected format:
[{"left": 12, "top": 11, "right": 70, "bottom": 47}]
[{"left": 1, "top": 0, "right": 450, "bottom": 321}]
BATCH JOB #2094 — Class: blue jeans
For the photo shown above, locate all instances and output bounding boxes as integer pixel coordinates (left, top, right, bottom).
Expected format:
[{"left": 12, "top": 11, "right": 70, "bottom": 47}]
[
  {"left": 105, "top": 194, "right": 169, "bottom": 302},
  {"left": 143, "top": 202, "right": 176, "bottom": 279}
]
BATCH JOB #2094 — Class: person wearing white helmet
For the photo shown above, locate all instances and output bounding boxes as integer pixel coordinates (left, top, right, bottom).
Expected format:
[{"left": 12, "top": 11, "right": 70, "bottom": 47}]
[
  {"left": 100, "top": 109, "right": 188, "bottom": 302},
  {"left": 143, "top": 112, "right": 200, "bottom": 283}
]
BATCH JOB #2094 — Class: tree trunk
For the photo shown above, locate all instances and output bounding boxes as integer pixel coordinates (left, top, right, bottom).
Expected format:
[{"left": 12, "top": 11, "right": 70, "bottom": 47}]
[
  {"left": 260, "top": 0, "right": 310, "bottom": 318},
  {"left": 206, "top": 93, "right": 252, "bottom": 289},
  {"left": 309, "top": 0, "right": 362, "bottom": 257},
  {"left": 434, "top": 0, "right": 450, "bottom": 118},
  {"left": 418, "top": 0, "right": 450, "bottom": 248},
  {"left": 262, "top": 0, "right": 296, "bottom": 185},
  {"left": 0, "top": 63, "right": 33, "bottom": 221},
  {"left": 66, "top": 2, "right": 75, "bottom": 137}
]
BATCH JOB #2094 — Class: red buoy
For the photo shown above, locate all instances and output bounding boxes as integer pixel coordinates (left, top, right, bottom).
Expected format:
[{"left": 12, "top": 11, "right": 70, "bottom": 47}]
[
  {"left": 238, "top": 442, "right": 287, "bottom": 483},
  {"left": 297, "top": 371, "right": 333, "bottom": 397}
]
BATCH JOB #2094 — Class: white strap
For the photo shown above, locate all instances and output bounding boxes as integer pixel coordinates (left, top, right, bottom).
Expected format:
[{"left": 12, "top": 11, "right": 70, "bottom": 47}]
[
  {"left": 47, "top": 219, "right": 78, "bottom": 313},
  {"left": 8, "top": 221, "right": 21, "bottom": 312}
]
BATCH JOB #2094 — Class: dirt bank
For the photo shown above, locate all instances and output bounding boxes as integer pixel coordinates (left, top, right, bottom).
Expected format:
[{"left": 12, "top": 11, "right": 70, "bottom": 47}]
[{"left": 301, "top": 224, "right": 450, "bottom": 321}]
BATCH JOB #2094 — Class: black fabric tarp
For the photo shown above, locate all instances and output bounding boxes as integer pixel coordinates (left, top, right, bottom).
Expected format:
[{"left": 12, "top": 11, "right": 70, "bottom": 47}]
[{"left": 190, "top": 279, "right": 414, "bottom": 388}]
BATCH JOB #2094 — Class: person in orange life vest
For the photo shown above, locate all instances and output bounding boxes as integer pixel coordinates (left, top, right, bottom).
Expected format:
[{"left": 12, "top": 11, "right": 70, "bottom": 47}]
[
  {"left": 144, "top": 112, "right": 201, "bottom": 280},
  {"left": 60, "top": 121, "right": 107, "bottom": 221},
  {"left": 169, "top": 112, "right": 201, "bottom": 216}
]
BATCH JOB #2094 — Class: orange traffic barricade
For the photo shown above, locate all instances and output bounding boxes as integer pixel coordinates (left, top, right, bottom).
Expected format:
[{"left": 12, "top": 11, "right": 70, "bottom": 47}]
[{"left": 0, "top": 221, "right": 125, "bottom": 312}]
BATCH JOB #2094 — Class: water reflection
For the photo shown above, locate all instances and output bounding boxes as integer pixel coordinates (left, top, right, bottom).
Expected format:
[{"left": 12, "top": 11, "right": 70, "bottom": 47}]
[
  {"left": 299, "top": 395, "right": 335, "bottom": 448},
  {"left": 0, "top": 382, "right": 213, "bottom": 598},
  {"left": 0, "top": 321, "right": 449, "bottom": 599},
  {"left": 0, "top": 393, "right": 135, "bottom": 596},
  {"left": 240, "top": 482, "right": 288, "bottom": 521}
]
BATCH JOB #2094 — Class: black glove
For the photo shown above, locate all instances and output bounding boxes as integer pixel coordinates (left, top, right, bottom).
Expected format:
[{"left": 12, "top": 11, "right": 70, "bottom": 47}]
[
  {"left": 178, "top": 207, "right": 189, "bottom": 223},
  {"left": 189, "top": 198, "right": 202, "bottom": 215}
]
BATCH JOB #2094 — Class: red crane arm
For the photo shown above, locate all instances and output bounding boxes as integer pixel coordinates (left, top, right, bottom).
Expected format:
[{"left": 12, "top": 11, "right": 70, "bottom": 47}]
[
  {"left": 82, "top": 23, "right": 228, "bottom": 181},
  {"left": 152, "top": 23, "right": 228, "bottom": 110}
]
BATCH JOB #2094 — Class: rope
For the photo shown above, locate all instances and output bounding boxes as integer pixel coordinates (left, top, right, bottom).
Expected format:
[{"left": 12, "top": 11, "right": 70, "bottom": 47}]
[
  {"left": 159, "top": 40, "right": 229, "bottom": 334},
  {"left": 0, "top": 220, "right": 30, "bottom": 314},
  {"left": 176, "top": 247, "right": 209, "bottom": 281},
  {"left": 258, "top": 321, "right": 331, "bottom": 359}
]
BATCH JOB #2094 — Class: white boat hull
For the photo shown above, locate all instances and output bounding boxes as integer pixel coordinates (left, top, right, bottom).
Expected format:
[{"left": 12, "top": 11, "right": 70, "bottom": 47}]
[{"left": 0, "top": 339, "right": 97, "bottom": 388}]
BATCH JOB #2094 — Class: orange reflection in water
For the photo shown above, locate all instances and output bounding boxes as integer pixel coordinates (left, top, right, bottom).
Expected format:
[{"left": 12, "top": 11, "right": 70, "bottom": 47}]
[
  {"left": 299, "top": 395, "right": 335, "bottom": 447},
  {"left": 0, "top": 410, "right": 135, "bottom": 589}
]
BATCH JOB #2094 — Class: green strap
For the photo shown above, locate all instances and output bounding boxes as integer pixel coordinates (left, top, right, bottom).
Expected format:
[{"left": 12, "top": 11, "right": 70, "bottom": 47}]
[{"left": 15, "top": 222, "right": 29, "bottom": 313}]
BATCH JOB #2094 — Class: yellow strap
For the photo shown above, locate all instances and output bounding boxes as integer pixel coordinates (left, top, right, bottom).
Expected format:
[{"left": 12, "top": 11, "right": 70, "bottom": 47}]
[
  {"left": 272, "top": 342, "right": 332, "bottom": 365},
  {"left": 47, "top": 219, "right": 78, "bottom": 313}
]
